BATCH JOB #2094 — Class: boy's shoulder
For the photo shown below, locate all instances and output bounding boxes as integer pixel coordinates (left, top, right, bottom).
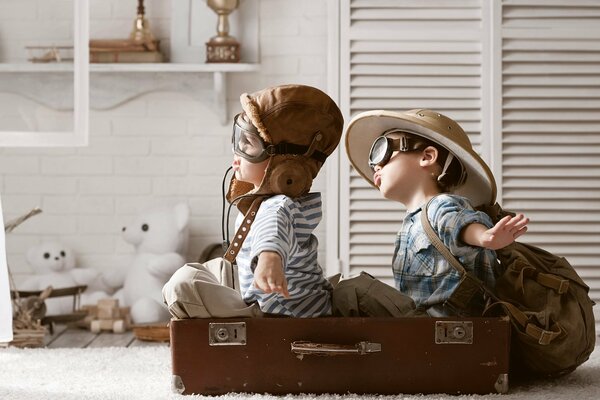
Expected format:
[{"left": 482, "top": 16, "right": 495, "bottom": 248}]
[
  {"left": 258, "top": 193, "right": 322, "bottom": 219},
  {"left": 262, "top": 193, "right": 321, "bottom": 209},
  {"left": 428, "top": 194, "right": 474, "bottom": 213}
]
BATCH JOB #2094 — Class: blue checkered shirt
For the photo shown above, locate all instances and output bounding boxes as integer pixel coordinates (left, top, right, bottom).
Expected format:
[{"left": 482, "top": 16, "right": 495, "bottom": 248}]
[{"left": 392, "top": 194, "right": 497, "bottom": 317}]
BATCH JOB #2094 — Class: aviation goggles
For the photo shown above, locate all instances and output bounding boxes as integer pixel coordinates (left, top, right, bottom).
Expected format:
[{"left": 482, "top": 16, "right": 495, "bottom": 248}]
[
  {"left": 368, "top": 130, "right": 429, "bottom": 171},
  {"left": 231, "top": 113, "right": 328, "bottom": 164}
]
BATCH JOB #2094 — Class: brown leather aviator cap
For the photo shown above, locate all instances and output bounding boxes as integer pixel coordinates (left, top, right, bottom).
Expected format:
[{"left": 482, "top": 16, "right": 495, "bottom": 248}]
[{"left": 228, "top": 84, "right": 343, "bottom": 211}]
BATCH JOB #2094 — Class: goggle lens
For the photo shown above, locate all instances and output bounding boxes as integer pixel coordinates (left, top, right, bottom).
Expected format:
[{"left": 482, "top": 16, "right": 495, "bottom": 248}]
[
  {"left": 232, "top": 115, "right": 268, "bottom": 162},
  {"left": 368, "top": 136, "right": 390, "bottom": 170}
]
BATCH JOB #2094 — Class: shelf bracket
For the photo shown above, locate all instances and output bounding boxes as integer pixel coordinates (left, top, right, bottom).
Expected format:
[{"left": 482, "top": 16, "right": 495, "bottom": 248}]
[{"left": 213, "top": 71, "right": 228, "bottom": 125}]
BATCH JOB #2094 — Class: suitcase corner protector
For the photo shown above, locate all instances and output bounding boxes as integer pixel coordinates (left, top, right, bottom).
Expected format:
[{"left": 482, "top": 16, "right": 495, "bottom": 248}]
[
  {"left": 172, "top": 374, "right": 185, "bottom": 394},
  {"left": 495, "top": 373, "right": 509, "bottom": 394}
]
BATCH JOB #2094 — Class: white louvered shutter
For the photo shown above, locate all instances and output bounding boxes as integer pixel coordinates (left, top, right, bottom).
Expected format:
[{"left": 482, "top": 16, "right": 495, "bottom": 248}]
[
  {"left": 339, "top": 0, "right": 488, "bottom": 285},
  {"left": 500, "top": 0, "right": 600, "bottom": 323}
]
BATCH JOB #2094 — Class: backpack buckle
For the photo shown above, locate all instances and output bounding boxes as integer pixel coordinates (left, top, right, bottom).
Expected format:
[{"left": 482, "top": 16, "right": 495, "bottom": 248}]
[{"left": 557, "top": 280, "right": 569, "bottom": 294}]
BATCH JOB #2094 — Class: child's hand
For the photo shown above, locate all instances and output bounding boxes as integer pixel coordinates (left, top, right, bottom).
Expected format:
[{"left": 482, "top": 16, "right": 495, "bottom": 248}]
[
  {"left": 480, "top": 214, "right": 529, "bottom": 250},
  {"left": 253, "top": 251, "right": 290, "bottom": 298}
]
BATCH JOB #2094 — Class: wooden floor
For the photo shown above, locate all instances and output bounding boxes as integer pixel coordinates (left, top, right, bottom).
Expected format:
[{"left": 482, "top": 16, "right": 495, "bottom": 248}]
[{"left": 43, "top": 325, "right": 169, "bottom": 348}]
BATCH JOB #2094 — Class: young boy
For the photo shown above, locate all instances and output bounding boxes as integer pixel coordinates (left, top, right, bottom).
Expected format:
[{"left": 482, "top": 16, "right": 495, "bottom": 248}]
[
  {"left": 345, "top": 109, "right": 529, "bottom": 317},
  {"left": 163, "top": 84, "right": 344, "bottom": 318}
]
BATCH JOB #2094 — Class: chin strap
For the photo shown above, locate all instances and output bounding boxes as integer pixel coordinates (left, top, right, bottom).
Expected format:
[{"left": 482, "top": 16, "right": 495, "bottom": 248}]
[
  {"left": 437, "top": 153, "right": 454, "bottom": 182},
  {"left": 223, "top": 196, "right": 265, "bottom": 263},
  {"left": 437, "top": 153, "right": 467, "bottom": 187}
]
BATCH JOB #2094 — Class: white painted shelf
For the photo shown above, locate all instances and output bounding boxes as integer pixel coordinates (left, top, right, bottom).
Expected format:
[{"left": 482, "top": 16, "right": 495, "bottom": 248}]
[
  {"left": 0, "top": 63, "right": 259, "bottom": 73},
  {"left": 0, "top": 63, "right": 260, "bottom": 124}
]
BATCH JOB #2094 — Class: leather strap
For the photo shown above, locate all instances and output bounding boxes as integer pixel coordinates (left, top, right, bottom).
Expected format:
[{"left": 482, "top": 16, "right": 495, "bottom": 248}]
[
  {"left": 421, "top": 198, "right": 500, "bottom": 300},
  {"left": 486, "top": 301, "right": 563, "bottom": 345},
  {"left": 420, "top": 199, "right": 468, "bottom": 276},
  {"left": 512, "top": 265, "right": 570, "bottom": 294},
  {"left": 223, "top": 196, "right": 265, "bottom": 263}
]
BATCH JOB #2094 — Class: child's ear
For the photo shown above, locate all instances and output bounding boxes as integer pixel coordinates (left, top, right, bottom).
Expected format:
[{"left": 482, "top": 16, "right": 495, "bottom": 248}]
[{"left": 420, "top": 146, "right": 439, "bottom": 167}]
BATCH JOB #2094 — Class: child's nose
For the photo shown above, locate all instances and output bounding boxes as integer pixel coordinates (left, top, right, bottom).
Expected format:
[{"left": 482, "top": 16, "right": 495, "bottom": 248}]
[{"left": 374, "top": 164, "right": 382, "bottom": 172}]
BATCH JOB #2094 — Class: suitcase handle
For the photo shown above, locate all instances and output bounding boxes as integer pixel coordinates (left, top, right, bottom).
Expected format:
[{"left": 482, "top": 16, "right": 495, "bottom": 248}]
[{"left": 291, "top": 340, "right": 381, "bottom": 356}]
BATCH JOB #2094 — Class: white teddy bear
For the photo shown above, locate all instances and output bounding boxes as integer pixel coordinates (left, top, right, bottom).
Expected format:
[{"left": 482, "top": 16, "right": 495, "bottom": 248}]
[
  {"left": 20, "top": 241, "right": 107, "bottom": 316},
  {"left": 104, "top": 203, "right": 190, "bottom": 324}
]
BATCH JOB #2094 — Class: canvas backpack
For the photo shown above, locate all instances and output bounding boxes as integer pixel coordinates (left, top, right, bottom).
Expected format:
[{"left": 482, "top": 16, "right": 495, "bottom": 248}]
[{"left": 421, "top": 200, "right": 596, "bottom": 378}]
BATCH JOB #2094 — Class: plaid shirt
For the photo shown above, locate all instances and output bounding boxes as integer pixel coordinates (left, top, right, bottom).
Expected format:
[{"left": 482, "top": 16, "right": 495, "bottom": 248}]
[{"left": 392, "top": 194, "right": 497, "bottom": 317}]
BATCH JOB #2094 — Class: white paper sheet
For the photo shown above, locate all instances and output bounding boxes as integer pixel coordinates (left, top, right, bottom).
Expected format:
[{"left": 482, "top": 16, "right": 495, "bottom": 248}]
[{"left": 0, "top": 196, "right": 13, "bottom": 342}]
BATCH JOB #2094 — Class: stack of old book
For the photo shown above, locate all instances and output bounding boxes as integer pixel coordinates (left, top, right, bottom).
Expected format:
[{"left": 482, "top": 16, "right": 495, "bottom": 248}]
[{"left": 90, "top": 39, "right": 163, "bottom": 63}]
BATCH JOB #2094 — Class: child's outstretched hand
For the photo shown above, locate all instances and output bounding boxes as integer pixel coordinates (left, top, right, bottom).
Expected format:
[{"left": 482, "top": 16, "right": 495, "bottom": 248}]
[
  {"left": 253, "top": 251, "right": 290, "bottom": 298},
  {"left": 480, "top": 214, "right": 529, "bottom": 250}
]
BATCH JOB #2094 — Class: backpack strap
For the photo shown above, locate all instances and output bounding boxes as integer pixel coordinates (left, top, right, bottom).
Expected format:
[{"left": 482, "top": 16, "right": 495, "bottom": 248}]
[
  {"left": 510, "top": 265, "right": 570, "bottom": 294},
  {"left": 223, "top": 196, "right": 265, "bottom": 263},
  {"left": 420, "top": 201, "right": 467, "bottom": 276},
  {"left": 485, "top": 301, "right": 563, "bottom": 345},
  {"left": 420, "top": 198, "right": 496, "bottom": 308}
]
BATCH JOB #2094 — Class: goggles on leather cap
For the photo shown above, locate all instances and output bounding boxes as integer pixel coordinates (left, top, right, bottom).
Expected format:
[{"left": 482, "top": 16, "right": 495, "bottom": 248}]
[{"left": 231, "top": 113, "right": 328, "bottom": 164}]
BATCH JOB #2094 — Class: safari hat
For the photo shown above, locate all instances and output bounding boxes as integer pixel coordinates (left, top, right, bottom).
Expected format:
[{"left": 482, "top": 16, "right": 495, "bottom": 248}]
[
  {"left": 345, "top": 109, "right": 497, "bottom": 207},
  {"left": 228, "top": 84, "right": 343, "bottom": 211}
]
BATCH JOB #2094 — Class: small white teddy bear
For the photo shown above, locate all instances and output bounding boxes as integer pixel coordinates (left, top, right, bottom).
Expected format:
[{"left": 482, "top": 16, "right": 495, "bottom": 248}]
[
  {"left": 104, "top": 203, "right": 190, "bottom": 324},
  {"left": 20, "top": 241, "right": 106, "bottom": 316}
]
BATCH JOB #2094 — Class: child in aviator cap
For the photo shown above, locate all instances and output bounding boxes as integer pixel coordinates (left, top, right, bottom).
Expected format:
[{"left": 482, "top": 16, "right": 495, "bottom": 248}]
[
  {"left": 164, "top": 84, "right": 343, "bottom": 318},
  {"left": 345, "top": 109, "right": 529, "bottom": 317}
]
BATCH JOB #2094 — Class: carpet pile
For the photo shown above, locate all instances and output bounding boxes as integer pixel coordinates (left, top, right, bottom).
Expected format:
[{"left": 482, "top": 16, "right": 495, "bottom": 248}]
[{"left": 0, "top": 346, "right": 598, "bottom": 399}]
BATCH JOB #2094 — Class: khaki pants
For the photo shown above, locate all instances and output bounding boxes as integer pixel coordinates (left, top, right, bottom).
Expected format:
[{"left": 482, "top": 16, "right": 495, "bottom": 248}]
[{"left": 162, "top": 259, "right": 263, "bottom": 319}]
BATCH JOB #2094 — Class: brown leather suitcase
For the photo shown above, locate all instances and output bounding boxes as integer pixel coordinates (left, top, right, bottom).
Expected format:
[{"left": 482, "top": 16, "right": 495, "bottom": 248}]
[{"left": 170, "top": 316, "right": 510, "bottom": 395}]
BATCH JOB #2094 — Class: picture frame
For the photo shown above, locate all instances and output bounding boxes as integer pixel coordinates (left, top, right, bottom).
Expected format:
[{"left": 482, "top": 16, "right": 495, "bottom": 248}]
[{"left": 0, "top": 0, "right": 89, "bottom": 147}]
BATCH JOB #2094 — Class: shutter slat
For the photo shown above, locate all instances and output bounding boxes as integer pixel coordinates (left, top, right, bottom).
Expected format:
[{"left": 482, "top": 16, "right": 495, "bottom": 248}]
[
  {"left": 341, "top": 0, "right": 600, "bottom": 325},
  {"left": 344, "top": 0, "right": 485, "bottom": 282}
]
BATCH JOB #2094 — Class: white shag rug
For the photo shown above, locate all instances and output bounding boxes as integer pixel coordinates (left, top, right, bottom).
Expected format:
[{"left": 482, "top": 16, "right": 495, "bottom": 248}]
[{"left": 0, "top": 346, "right": 598, "bottom": 400}]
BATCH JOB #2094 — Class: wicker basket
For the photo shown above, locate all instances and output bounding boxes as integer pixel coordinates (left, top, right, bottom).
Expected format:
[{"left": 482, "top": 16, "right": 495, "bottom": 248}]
[{"left": 132, "top": 323, "right": 170, "bottom": 342}]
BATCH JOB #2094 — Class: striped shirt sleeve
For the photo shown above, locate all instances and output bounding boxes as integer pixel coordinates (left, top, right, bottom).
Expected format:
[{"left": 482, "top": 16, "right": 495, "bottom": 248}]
[{"left": 248, "top": 204, "right": 293, "bottom": 272}]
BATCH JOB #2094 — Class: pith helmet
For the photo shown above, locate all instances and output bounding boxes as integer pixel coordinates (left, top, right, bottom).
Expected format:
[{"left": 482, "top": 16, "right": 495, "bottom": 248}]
[
  {"left": 345, "top": 109, "right": 497, "bottom": 207},
  {"left": 228, "top": 84, "right": 344, "bottom": 209}
]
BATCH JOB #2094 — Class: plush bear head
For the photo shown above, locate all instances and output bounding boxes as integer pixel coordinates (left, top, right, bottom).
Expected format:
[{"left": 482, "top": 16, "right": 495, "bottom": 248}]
[
  {"left": 121, "top": 202, "right": 190, "bottom": 255},
  {"left": 26, "top": 241, "right": 76, "bottom": 273}
]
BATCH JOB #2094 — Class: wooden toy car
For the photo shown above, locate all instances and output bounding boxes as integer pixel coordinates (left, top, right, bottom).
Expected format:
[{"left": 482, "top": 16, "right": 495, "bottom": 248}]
[{"left": 80, "top": 298, "right": 131, "bottom": 333}]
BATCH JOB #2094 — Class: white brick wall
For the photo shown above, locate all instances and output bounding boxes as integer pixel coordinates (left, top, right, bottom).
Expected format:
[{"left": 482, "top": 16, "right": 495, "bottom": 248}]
[{"left": 0, "top": 0, "right": 332, "bottom": 285}]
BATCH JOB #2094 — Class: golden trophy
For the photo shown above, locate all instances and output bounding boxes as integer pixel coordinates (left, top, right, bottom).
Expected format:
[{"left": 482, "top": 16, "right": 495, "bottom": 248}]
[
  {"left": 205, "top": 0, "right": 241, "bottom": 63},
  {"left": 130, "top": 0, "right": 157, "bottom": 51}
]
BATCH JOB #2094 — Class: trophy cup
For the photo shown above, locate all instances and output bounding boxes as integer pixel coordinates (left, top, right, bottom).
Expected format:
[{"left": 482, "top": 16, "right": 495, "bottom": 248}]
[
  {"left": 205, "top": 0, "right": 241, "bottom": 63},
  {"left": 130, "top": 0, "right": 157, "bottom": 51}
]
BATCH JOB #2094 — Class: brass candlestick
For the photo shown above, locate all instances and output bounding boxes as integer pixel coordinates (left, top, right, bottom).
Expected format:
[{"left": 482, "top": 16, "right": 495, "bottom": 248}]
[
  {"left": 130, "top": 0, "right": 156, "bottom": 51},
  {"left": 205, "top": 0, "right": 241, "bottom": 63}
]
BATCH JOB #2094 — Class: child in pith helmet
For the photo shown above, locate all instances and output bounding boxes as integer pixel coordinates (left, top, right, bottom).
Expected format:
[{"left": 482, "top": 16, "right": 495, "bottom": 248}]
[
  {"left": 345, "top": 109, "right": 529, "bottom": 317},
  {"left": 163, "top": 84, "right": 343, "bottom": 318}
]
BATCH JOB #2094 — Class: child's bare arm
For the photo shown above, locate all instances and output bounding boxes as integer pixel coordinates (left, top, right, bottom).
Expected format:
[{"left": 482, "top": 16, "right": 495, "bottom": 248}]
[
  {"left": 461, "top": 214, "right": 529, "bottom": 250},
  {"left": 253, "top": 251, "right": 290, "bottom": 298}
]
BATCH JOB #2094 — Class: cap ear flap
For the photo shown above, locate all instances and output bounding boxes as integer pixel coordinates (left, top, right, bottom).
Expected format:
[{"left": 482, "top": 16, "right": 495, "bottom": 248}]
[{"left": 268, "top": 159, "right": 312, "bottom": 198}]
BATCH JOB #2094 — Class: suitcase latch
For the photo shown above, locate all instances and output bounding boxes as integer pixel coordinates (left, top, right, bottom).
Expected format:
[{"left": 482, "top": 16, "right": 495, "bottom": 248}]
[
  {"left": 435, "top": 321, "right": 473, "bottom": 344},
  {"left": 209, "top": 322, "right": 246, "bottom": 346}
]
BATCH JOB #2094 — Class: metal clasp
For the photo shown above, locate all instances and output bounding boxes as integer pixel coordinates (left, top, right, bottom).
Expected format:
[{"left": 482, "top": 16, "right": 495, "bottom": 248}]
[
  {"left": 209, "top": 322, "right": 246, "bottom": 346},
  {"left": 435, "top": 321, "right": 473, "bottom": 344}
]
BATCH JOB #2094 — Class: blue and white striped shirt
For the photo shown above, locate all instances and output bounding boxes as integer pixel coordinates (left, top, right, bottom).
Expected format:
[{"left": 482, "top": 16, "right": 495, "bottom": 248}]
[
  {"left": 236, "top": 193, "right": 332, "bottom": 317},
  {"left": 392, "top": 194, "right": 498, "bottom": 317}
]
